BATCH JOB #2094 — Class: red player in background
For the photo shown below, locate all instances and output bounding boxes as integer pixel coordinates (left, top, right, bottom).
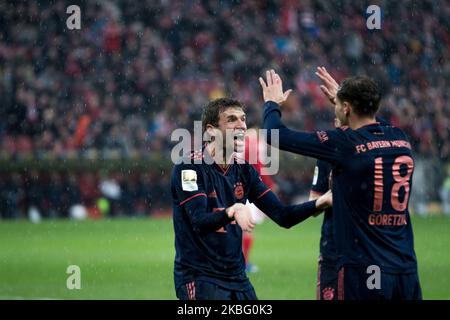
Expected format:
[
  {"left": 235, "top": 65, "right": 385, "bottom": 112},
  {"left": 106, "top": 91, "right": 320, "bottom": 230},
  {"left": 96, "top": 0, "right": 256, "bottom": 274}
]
[{"left": 242, "top": 128, "right": 278, "bottom": 273}]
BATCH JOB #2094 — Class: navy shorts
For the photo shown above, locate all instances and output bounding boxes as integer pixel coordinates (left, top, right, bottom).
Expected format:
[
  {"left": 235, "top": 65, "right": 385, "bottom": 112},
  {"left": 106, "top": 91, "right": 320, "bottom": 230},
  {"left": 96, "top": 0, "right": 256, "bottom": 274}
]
[
  {"left": 337, "top": 265, "right": 422, "bottom": 300},
  {"left": 317, "top": 256, "right": 339, "bottom": 300},
  {"left": 176, "top": 280, "right": 258, "bottom": 300}
]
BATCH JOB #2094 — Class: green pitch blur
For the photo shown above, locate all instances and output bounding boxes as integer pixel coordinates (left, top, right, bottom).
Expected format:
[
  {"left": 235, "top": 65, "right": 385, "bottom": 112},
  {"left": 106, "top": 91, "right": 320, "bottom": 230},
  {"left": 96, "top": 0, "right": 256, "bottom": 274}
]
[{"left": 0, "top": 215, "right": 449, "bottom": 299}]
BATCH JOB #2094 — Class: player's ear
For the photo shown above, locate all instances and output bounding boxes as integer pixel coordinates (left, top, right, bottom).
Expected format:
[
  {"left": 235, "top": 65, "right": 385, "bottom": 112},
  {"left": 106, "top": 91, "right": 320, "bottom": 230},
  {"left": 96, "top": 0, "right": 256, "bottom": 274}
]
[
  {"left": 343, "top": 102, "right": 351, "bottom": 117},
  {"left": 206, "top": 124, "right": 216, "bottom": 141}
]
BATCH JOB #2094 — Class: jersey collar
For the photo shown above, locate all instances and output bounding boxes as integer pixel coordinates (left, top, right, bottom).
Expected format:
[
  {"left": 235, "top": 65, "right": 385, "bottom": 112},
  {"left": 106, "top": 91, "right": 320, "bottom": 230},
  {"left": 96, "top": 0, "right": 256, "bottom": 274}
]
[{"left": 203, "top": 143, "right": 241, "bottom": 176}]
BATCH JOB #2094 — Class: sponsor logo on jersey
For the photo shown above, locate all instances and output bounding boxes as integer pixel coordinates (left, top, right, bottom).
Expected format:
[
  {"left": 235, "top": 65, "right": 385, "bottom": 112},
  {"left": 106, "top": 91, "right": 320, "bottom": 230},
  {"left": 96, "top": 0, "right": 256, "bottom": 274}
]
[{"left": 312, "top": 166, "right": 319, "bottom": 185}]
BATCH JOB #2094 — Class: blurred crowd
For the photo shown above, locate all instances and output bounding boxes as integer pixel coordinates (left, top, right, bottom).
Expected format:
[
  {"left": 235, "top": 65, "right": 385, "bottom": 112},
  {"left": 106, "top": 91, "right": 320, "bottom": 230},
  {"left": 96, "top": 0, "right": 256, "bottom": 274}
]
[
  {"left": 0, "top": 0, "right": 449, "bottom": 217},
  {"left": 0, "top": 170, "right": 171, "bottom": 219}
]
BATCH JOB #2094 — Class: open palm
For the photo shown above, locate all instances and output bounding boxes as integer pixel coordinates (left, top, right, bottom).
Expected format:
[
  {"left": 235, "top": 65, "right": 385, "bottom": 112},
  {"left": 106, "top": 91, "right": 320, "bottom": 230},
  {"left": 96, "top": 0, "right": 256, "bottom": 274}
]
[
  {"left": 259, "top": 69, "right": 292, "bottom": 105},
  {"left": 315, "top": 66, "right": 339, "bottom": 105}
]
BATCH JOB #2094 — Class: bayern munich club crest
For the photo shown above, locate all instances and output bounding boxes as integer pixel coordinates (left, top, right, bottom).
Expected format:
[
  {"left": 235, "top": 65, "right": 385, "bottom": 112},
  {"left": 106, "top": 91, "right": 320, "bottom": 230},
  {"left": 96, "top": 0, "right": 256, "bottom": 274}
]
[
  {"left": 322, "top": 287, "right": 335, "bottom": 300},
  {"left": 234, "top": 182, "right": 244, "bottom": 200}
]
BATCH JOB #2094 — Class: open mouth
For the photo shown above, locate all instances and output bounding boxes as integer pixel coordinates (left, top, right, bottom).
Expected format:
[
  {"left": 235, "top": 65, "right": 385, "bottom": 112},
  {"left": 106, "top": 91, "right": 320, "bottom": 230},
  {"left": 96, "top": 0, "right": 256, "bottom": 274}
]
[{"left": 233, "top": 132, "right": 245, "bottom": 141}]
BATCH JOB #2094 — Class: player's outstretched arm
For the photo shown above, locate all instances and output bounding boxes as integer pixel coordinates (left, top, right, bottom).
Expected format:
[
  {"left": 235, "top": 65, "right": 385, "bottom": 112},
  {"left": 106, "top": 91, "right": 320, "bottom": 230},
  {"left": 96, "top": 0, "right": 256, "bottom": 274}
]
[
  {"left": 252, "top": 189, "right": 331, "bottom": 229},
  {"left": 247, "top": 165, "right": 331, "bottom": 228},
  {"left": 259, "top": 70, "right": 338, "bottom": 163}
]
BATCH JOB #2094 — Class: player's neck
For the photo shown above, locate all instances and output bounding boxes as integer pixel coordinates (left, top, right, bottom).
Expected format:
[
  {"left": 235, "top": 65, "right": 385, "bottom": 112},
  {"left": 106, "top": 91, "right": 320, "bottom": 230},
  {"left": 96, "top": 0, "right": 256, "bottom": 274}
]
[
  {"left": 349, "top": 116, "right": 377, "bottom": 130},
  {"left": 205, "top": 142, "right": 234, "bottom": 168}
]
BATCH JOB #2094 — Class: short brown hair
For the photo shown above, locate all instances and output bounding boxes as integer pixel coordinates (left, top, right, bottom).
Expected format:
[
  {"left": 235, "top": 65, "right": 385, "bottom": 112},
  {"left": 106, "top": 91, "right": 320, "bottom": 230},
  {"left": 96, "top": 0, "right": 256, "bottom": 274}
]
[
  {"left": 337, "top": 76, "right": 381, "bottom": 117},
  {"left": 201, "top": 98, "right": 245, "bottom": 134}
]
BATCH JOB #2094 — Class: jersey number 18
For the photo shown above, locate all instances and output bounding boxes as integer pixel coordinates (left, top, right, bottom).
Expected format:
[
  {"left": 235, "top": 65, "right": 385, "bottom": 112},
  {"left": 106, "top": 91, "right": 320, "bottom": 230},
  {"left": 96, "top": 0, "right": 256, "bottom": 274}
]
[{"left": 373, "top": 156, "right": 414, "bottom": 212}]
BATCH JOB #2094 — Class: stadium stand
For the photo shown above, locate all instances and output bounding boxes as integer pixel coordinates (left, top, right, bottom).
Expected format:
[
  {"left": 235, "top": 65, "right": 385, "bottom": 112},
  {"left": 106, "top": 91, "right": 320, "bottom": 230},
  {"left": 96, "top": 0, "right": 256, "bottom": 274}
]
[{"left": 0, "top": 0, "right": 449, "bottom": 218}]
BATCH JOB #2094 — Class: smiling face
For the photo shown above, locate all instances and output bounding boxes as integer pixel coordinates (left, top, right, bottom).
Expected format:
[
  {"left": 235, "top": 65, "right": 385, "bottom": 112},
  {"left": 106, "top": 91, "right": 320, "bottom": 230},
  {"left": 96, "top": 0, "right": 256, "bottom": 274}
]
[{"left": 207, "top": 107, "right": 247, "bottom": 154}]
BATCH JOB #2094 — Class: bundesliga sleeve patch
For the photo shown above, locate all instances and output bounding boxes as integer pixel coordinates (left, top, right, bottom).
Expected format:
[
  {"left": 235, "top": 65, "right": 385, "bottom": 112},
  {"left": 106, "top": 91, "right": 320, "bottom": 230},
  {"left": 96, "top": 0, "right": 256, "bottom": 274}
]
[
  {"left": 312, "top": 166, "right": 319, "bottom": 185},
  {"left": 181, "top": 170, "right": 198, "bottom": 191}
]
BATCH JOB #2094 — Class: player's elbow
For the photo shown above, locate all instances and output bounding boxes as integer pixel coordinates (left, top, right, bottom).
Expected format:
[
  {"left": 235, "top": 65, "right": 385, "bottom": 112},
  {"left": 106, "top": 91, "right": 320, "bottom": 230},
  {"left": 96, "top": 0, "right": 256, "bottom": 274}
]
[
  {"left": 281, "top": 220, "right": 296, "bottom": 229},
  {"left": 264, "top": 126, "right": 290, "bottom": 148},
  {"left": 263, "top": 127, "right": 282, "bottom": 146},
  {"left": 262, "top": 119, "right": 278, "bottom": 146},
  {"left": 276, "top": 213, "right": 310, "bottom": 228},
  {"left": 280, "top": 222, "right": 294, "bottom": 229},
  {"left": 273, "top": 216, "right": 294, "bottom": 229}
]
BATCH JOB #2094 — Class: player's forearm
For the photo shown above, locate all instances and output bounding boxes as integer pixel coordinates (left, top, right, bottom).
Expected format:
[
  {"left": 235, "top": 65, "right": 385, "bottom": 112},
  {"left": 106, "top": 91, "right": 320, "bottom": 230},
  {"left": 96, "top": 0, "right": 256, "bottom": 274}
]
[
  {"left": 184, "top": 197, "right": 233, "bottom": 234},
  {"left": 278, "top": 201, "right": 318, "bottom": 228},
  {"left": 190, "top": 209, "right": 233, "bottom": 234},
  {"left": 262, "top": 101, "right": 336, "bottom": 163},
  {"left": 263, "top": 111, "right": 310, "bottom": 155},
  {"left": 254, "top": 190, "right": 317, "bottom": 228},
  {"left": 262, "top": 101, "right": 288, "bottom": 145}
]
